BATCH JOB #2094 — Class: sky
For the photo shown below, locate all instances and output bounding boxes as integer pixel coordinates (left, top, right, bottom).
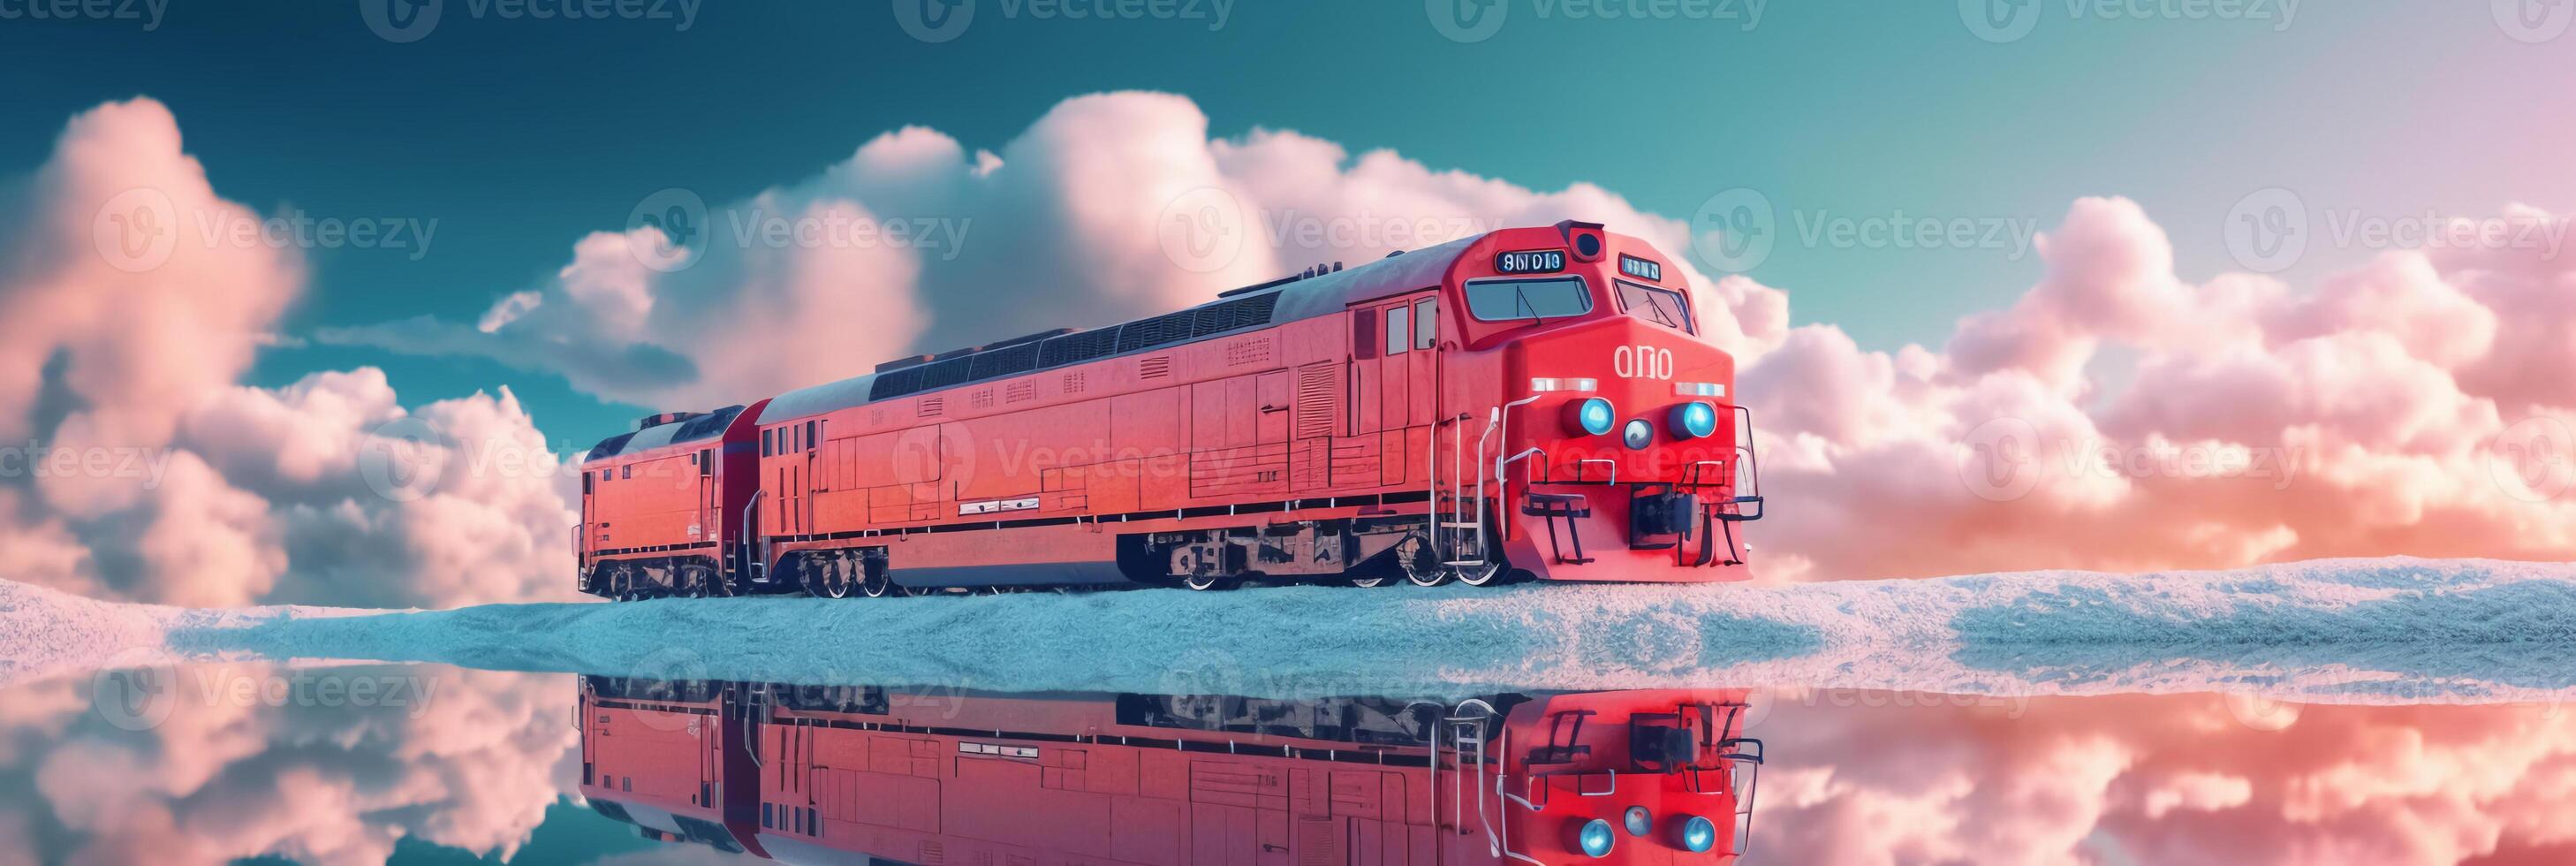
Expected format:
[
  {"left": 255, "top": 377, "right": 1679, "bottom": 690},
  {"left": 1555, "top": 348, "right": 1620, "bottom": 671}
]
[{"left": 3, "top": 1, "right": 2568, "bottom": 442}]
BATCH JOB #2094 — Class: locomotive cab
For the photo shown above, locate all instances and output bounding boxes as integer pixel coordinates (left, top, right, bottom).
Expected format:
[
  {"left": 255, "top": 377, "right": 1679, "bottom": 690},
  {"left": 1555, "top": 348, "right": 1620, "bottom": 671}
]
[{"left": 1428, "top": 223, "right": 1765, "bottom": 583}]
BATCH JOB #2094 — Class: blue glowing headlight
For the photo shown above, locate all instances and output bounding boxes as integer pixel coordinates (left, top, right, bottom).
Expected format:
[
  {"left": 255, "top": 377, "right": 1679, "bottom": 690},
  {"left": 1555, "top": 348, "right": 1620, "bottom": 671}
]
[
  {"left": 1623, "top": 806, "right": 1652, "bottom": 837},
  {"left": 1621, "top": 418, "right": 1653, "bottom": 451},
  {"left": 1678, "top": 815, "right": 1718, "bottom": 853},
  {"left": 1566, "top": 397, "right": 1617, "bottom": 437},
  {"left": 1669, "top": 401, "right": 1717, "bottom": 439},
  {"left": 1573, "top": 818, "right": 1617, "bottom": 857}
]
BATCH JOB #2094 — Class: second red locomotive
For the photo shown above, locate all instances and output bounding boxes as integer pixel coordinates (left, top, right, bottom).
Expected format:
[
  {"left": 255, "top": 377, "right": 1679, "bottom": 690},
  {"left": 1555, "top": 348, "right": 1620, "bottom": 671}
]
[{"left": 577, "top": 221, "right": 1767, "bottom": 597}]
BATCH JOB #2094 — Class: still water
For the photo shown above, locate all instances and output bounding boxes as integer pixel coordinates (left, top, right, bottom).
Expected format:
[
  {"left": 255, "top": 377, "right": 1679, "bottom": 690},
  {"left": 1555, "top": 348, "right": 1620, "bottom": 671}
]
[{"left": 4, "top": 662, "right": 2569, "bottom": 865}]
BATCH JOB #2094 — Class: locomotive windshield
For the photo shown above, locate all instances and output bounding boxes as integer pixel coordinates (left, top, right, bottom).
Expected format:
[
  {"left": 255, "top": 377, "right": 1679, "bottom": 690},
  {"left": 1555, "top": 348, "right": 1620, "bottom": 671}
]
[
  {"left": 1617, "top": 279, "right": 1695, "bottom": 334},
  {"left": 1465, "top": 277, "right": 1593, "bottom": 323}
]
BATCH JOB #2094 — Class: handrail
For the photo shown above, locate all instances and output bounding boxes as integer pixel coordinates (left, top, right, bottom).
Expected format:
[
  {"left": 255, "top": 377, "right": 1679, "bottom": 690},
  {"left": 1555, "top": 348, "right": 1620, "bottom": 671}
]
[
  {"left": 742, "top": 697, "right": 764, "bottom": 770},
  {"left": 1481, "top": 396, "right": 1542, "bottom": 558},
  {"left": 1732, "top": 404, "right": 1762, "bottom": 500},
  {"left": 740, "top": 489, "right": 767, "bottom": 586},
  {"left": 1572, "top": 458, "right": 1618, "bottom": 486},
  {"left": 1720, "top": 737, "right": 1765, "bottom": 856},
  {"left": 1679, "top": 460, "right": 1724, "bottom": 491}
]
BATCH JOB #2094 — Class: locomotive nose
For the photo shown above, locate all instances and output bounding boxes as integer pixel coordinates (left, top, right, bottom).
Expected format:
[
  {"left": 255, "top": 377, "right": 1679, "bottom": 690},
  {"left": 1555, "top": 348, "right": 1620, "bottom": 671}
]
[{"left": 1498, "top": 321, "right": 1763, "bottom": 582}]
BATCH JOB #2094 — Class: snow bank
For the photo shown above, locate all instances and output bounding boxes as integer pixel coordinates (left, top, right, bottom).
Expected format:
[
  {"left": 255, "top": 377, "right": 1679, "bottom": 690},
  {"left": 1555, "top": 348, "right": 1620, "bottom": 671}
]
[{"left": 7, "top": 557, "right": 2575, "bottom": 703}]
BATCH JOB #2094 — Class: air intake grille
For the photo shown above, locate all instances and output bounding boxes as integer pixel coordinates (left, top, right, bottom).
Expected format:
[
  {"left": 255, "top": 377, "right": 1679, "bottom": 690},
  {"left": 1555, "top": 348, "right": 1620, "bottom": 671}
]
[
  {"left": 1118, "top": 310, "right": 1194, "bottom": 352},
  {"left": 863, "top": 290, "right": 1284, "bottom": 402},
  {"left": 969, "top": 342, "right": 1039, "bottom": 379},
  {"left": 1039, "top": 328, "right": 1119, "bottom": 368}
]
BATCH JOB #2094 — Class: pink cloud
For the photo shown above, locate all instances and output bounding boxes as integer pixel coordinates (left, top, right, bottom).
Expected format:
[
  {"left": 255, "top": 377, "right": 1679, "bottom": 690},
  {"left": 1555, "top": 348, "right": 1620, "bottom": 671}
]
[
  {"left": 22, "top": 665, "right": 575, "bottom": 866},
  {"left": 319, "top": 91, "right": 1790, "bottom": 411},
  {"left": 1742, "top": 196, "right": 2576, "bottom": 582},
  {"left": 0, "top": 99, "right": 580, "bottom": 611},
  {"left": 1749, "top": 694, "right": 2576, "bottom": 866}
]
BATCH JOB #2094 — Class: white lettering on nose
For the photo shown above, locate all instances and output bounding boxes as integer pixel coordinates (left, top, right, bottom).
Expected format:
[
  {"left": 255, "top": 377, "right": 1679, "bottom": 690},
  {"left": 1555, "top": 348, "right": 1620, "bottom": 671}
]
[{"left": 1613, "top": 346, "right": 1675, "bottom": 379}]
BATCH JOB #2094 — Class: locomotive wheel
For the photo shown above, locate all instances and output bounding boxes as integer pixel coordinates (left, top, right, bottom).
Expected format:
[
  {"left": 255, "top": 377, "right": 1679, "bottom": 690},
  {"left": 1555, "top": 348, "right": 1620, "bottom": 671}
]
[
  {"left": 817, "top": 560, "right": 856, "bottom": 599},
  {"left": 859, "top": 560, "right": 896, "bottom": 598},
  {"left": 1342, "top": 572, "right": 1398, "bottom": 589},
  {"left": 1397, "top": 536, "right": 1450, "bottom": 588},
  {"left": 1181, "top": 572, "right": 1239, "bottom": 592},
  {"left": 1454, "top": 560, "right": 1507, "bottom": 588},
  {"left": 678, "top": 566, "right": 711, "bottom": 598}
]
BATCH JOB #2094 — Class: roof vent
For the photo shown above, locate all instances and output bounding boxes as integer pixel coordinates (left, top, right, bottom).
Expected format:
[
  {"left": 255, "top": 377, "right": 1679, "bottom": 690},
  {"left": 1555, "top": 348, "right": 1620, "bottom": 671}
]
[{"left": 633, "top": 410, "right": 703, "bottom": 430}]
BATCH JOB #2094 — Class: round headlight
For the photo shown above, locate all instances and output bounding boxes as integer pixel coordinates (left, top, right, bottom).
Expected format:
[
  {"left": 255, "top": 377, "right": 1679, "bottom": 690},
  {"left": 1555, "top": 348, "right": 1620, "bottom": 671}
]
[
  {"left": 1677, "top": 814, "right": 1719, "bottom": 853},
  {"left": 1572, "top": 817, "right": 1617, "bottom": 858},
  {"left": 1623, "top": 806, "right": 1652, "bottom": 837},
  {"left": 1621, "top": 418, "right": 1653, "bottom": 451},
  {"left": 1668, "top": 401, "right": 1717, "bottom": 439},
  {"left": 1565, "top": 397, "right": 1617, "bottom": 437}
]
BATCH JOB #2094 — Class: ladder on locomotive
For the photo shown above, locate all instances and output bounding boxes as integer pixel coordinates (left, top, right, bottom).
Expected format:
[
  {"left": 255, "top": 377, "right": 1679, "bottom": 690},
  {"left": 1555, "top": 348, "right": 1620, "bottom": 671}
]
[{"left": 1434, "top": 396, "right": 1546, "bottom": 570}]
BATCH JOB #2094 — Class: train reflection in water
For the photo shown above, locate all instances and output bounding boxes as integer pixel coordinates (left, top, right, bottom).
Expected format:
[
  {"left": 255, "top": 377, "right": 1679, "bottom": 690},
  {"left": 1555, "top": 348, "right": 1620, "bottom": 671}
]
[{"left": 578, "top": 676, "right": 1765, "bottom": 864}]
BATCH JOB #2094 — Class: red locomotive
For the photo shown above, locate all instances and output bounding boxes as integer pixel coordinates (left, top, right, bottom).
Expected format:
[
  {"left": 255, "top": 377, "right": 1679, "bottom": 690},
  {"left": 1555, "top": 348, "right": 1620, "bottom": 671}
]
[
  {"left": 579, "top": 676, "right": 1766, "bottom": 864},
  {"left": 577, "top": 221, "right": 1766, "bottom": 597}
]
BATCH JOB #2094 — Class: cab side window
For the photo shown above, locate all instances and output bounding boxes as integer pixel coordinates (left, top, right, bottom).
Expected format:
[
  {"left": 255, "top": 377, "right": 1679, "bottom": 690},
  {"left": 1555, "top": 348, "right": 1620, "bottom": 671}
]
[
  {"left": 1384, "top": 304, "right": 1411, "bottom": 356},
  {"left": 1413, "top": 298, "right": 1436, "bottom": 349}
]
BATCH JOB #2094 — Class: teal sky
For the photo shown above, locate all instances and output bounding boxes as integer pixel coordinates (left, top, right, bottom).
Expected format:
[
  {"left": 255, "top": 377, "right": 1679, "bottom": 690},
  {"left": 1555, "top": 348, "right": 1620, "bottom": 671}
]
[{"left": 3, "top": 0, "right": 2567, "bottom": 448}]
